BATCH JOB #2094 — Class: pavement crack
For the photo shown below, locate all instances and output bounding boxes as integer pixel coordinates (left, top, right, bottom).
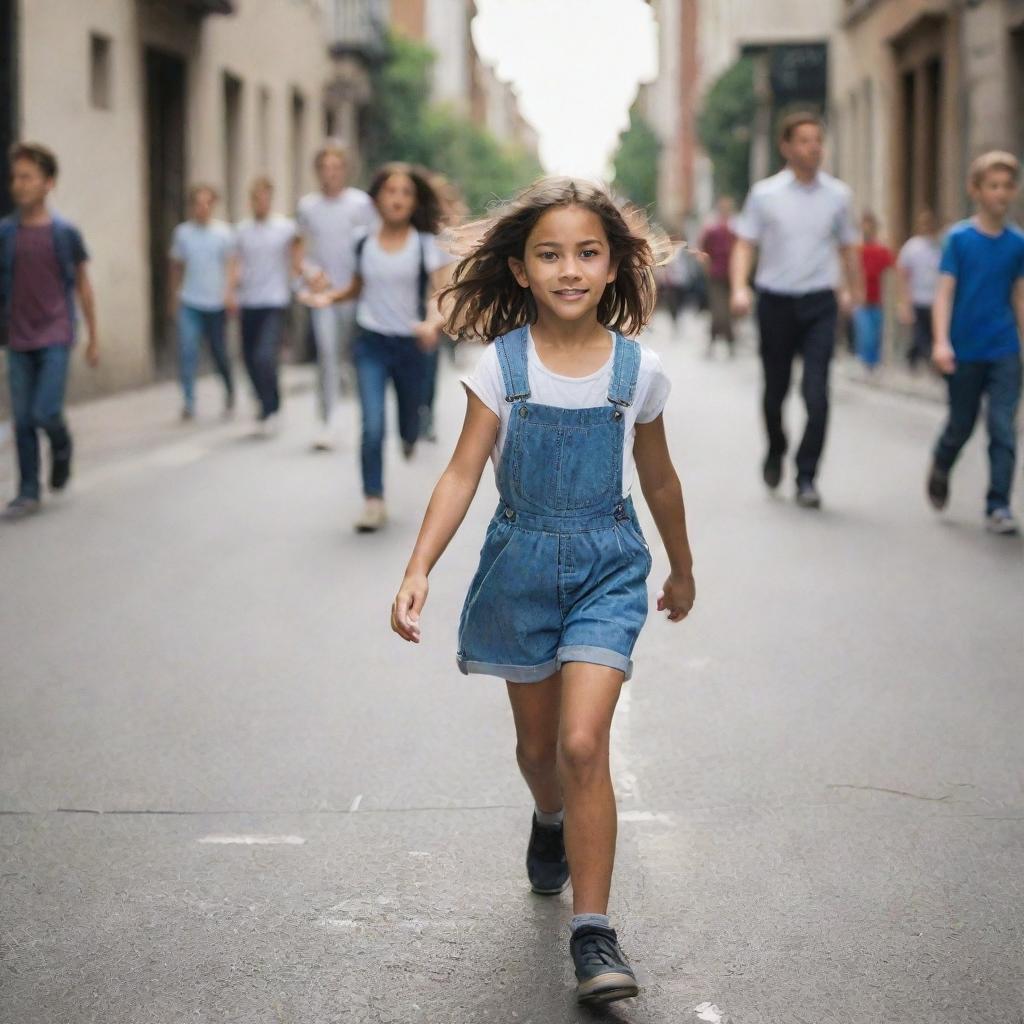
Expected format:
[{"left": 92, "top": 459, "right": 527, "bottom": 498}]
[{"left": 827, "top": 784, "right": 954, "bottom": 803}]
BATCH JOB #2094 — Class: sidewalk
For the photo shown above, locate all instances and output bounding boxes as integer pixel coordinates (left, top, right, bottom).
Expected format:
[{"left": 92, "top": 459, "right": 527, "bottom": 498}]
[{"left": 0, "top": 365, "right": 318, "bottom": 496}]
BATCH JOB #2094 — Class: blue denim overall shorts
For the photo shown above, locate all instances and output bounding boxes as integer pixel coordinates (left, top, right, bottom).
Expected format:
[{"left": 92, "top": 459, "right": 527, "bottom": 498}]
[{"left": 457, "top": 325, "right": 653, "bottom": 683}]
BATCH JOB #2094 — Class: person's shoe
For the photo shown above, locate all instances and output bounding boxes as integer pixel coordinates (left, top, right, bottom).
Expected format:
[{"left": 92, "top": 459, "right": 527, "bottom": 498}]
[
  {"left": 927, "top": 462, "right": 949, "bottom": 510},
  {"left": 50, "top": 440, "right": 73, "bottom": 491},
  {"left": 526, "top": 813, "right": 569, "bottom": 895},
  {"left": 419, "top": 406, "right": 437, "bottom": 443},
  {"left": 796, "top": 480, "right": 822, "bottom": 509},
  {"left": 312, "top": 428, "right": 335, "bottom": 452},
  {"left": 180, "top": 406, "right": 195, "bottom": 423},
  {"left": 762, "top": 452, "right": 782, "bottom": 490},
  {"left": 985, "top": 507, "right": 1020, "bottom": 535},
  {"left": 2, "top": 496, "right": 41, "bottom": 521},
  {"left": 223, "top": 391, "right": 236, "bottom": 419},
  {"left": 402, "top": 440, "right": 416, "bottom": 460},
  {"left": 570, "top": 925, "right": 639, "bottom": 1005},
  {"left": 355, "top": 498, "right": 387, "bottom": 533},
  {"left": 261, "top": 412, "right": 281, "bottom": 438}
]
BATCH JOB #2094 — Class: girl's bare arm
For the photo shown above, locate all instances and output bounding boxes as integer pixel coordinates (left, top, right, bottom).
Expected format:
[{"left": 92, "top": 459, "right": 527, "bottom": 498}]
[
  {"left": 392, "top": 391, "right": 499, "bottom": 641},
  {"left": 633, "top": 414, "right": 695, "bottom": 622}
]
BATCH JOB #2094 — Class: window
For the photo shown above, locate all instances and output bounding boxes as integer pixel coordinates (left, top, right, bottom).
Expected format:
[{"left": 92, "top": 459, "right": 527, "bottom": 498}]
[
  {"left": 223, "top": 71, "right": 243, "bottom": 221},
  {"left": 90, "top": 33, "right": 112, "bottom": 110},
  {"left": 290, "top": 87, "right": 306, "bottom": 208},
  {"left": 257, "top": 85, "right": 271, "bottom": 170}
]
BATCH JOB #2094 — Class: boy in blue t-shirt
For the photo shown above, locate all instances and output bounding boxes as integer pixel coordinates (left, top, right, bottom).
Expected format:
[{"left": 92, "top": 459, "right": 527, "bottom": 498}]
[{"left": 928, "top": 151, "right": 1024, "bottom": 534}]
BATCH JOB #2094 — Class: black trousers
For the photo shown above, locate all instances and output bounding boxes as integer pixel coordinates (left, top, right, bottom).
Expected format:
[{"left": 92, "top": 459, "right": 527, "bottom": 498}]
[{"left": 756, "top": 289, "right": 838, "bottom": 483}]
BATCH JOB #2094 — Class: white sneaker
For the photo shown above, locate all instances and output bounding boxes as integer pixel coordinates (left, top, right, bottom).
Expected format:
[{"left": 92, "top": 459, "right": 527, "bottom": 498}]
[
  {"left": 355, "top": 498, "right": 387, "bottom": 533},
  {"left": 261, "top": 412, "right": 281, "bottom": 438},
  {"left": 985, "top": 508, "right": 1019, "bottom": 535},
  {"left": 312, "top": 426, "right": 335, "bottom": 452}
]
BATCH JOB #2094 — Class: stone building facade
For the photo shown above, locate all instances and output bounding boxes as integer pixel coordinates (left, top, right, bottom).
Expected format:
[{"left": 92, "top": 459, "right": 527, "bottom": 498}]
[{"left": 1, "top": 0, "right": 383, "bottom": 404}]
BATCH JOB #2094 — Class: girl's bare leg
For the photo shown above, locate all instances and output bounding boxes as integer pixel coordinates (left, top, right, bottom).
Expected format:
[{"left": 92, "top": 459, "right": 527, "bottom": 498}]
[
  {"left": 557, "top": 662, "right": 624, "bottom": 915},
  {"left": 506, "top": 672, "right": 563, "bottom": 813}
]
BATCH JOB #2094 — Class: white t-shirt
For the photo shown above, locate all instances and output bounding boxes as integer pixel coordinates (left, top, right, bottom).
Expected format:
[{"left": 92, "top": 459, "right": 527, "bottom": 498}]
[
  {"left": 897, "top": 234, "right": 942, "bottom": 307},
  {"left": 169, "top": 220, "right": 235, "bottom": 311},
  {"left": 235, "top": 215, "right": 297, "bottom": 308},
  {"left": 462, "top": 330, "right": 672, "bottom": 497},
  {"left": 736, "top": 169, "right": 858, "bottom": 294},
  {"left": 355, "top": 230, "right": 454, "bottom": 335},
  {"left": 296, "top": 188, "right": 377, "bottom": 289}
]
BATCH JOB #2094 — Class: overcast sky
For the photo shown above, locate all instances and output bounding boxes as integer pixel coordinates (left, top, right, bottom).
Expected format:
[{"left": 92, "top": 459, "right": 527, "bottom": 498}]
[{"left": 471, "top": 0, "right": 659, "bottom": 180}]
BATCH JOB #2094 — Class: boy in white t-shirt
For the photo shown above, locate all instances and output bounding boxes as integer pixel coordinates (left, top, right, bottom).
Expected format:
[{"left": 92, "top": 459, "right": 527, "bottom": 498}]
[
  {"left": 295, "top": 141, "right": 377, "bottom": 450},
  {"left": 896, "top": 209, "right": 943, "bottom": 371},
  {"left": 232, "top": 177, "right": 298, "bottom": 432}
]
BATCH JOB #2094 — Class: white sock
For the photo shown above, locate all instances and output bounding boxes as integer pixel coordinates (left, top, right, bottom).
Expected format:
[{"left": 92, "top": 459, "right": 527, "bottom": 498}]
[
  {"left": 571, "top": 913, "right": 611, "bottom": 933},
  {"left": 535, "top": 806, "right": 564, "bottom": 827}
]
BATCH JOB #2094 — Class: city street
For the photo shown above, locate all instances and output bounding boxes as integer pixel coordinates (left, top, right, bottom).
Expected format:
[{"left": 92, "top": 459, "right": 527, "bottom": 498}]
[{"left": 2, "top": 314, "right": 1022, "bottom": 1024}]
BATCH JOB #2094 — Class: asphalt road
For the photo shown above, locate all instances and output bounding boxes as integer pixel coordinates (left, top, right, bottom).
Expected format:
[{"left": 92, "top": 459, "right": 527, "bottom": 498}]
[{"left": 2, "top": 313, "right": 1022, "bottom": 1024}]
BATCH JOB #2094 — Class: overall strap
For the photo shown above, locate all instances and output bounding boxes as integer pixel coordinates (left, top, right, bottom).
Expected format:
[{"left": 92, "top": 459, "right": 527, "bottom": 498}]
[
  {"left": 417, "top": 232, "right": 429, "bottom": 321},
  {"left": 494, "top": 324, "right": 531, "bottom": 403},
  {"left": 607, "top": 334, "right": 641, "bottom": 407}
]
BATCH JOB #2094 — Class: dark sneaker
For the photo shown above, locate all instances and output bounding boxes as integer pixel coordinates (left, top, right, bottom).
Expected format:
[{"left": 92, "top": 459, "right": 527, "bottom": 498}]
[
  {"left": 50, "top": 439, "right": 73, "bottom": 491},
  {"left": 570, "top": 925, "right": 639, "bottom": 1005},
  {"left": 927, "top": 462, "right": 949, "bottom": 510},
  {"left": 526, "top": 813, "right": 569, "bottom": 895},
  {"left": 796, "top": 480, "right": 821, "bottom": 509},
  {"left": 985, "top": 508, "right": 1019, "bottom": 535},
  {"left": 402, "top": 440, "right": 416, "bottom": 460},
  {"left": 762, "top": 452, "right": 782, "bottom": 490},
  {"left": 2, "top": 496, "right": 41, "bottom": 521}
]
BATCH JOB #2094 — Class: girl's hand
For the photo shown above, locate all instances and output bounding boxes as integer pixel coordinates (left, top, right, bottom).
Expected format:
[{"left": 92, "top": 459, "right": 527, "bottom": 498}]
[
  {"left": 413, "top": 320, "right": 441, "bottom": 351},
  {"left": 657, "top": 572, "right": 695, "bottom": 623},
  {"left": 392, "top": 573, "right": 429, "bottom": 642}
]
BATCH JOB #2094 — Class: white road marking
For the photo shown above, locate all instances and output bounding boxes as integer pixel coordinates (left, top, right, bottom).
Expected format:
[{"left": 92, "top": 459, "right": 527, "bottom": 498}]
[
  {"left": 618, "top": 810, "right": 672, "bottom": 824},
  {"left": 198, "top": 834, "right": 306, "bottom": 845},
  {"left": 694, "top": 1002, "right": 724, "bottom": 1023},
  {"left": 408, "top": 851, "right": 431, "bottom": 857},
  {"left": 348, "top": 794, "right": 363, "bottom": 812}
]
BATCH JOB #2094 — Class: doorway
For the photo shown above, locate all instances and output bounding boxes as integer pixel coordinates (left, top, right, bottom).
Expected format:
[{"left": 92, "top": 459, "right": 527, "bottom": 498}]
[
  {"left": 144, "top": 47, "right": 186, "bottom": 366},
  {"left": 0, "top": 0, "right": 18, "bottom": 218}
]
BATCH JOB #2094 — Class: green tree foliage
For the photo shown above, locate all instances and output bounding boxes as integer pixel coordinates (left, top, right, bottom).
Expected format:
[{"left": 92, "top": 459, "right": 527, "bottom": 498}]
[
  {"left": 697, "top": 56, "right": 755, "bottom": 203},
  {"left": 364, "top": 33, "right": 542, "bottom": 214},
  {"left": 612, "top": 106, "right": 661, "bottom": 213}
]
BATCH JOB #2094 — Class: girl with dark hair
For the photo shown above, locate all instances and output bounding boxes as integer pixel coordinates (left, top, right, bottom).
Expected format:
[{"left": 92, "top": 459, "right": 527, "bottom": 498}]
[
  {"left": 303, "top": 162, "right": 453, "bottom": 532},
  {"left": 389, "top": 177, "right": 696, "bottom": 1005}
]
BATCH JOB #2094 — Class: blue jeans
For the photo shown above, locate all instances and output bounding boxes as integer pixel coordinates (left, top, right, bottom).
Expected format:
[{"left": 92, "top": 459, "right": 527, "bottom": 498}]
[
  {"left": 240, "top": 306, "right": 285, "bottom": 418},
  {"left": 177, "top": 305, "right": 233, "bottom": 414},
  {"left": 7, "top": 345, "right": 72, "bottom": 501},
  {"left": 353, "top": 330, "right": 424, "bottom": 498},
  {"left": 854, "top": 304, "right": 884, "bottom": 367},
  {"left": 934, "top": 352, "right": 1022, "bottom": 512}
]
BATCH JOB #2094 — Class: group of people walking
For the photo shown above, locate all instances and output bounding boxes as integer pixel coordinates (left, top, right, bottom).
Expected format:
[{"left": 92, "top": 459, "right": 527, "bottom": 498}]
[
  {"left": 167, "top": 141, "right": 462, "bottom": 533},
  {"left": 1, "top": 139, "right": 464, "bottom": 531},
  {"left": 701, "top": 111, "right": 1022, "bottom": 534},
  {"left": 1, "top": 112, "right": 1022, "bottom": 1010}
]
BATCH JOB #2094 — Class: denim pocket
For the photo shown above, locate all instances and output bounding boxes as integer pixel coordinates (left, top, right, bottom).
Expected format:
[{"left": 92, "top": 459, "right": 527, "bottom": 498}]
[{"left": 464, "top": 520, "right": 516, "bottom": 613}]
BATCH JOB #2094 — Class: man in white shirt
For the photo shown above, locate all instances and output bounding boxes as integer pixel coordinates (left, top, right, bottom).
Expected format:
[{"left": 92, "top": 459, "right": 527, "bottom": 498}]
[
  {"left": 731, "top": 112, "right": 861, "bottom": 509},
  {"left": 896, "top": 208, "right": 943, "bottom": 371},
  {"left": 295, "top": 141, "right": 377, "bottom": 449},
  {"left": 233, "top": 177, "right": 298, "bottom": 433}
]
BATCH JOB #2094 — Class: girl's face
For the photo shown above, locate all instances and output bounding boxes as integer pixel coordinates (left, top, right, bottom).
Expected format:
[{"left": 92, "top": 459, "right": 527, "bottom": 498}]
[
  {"left": 509, "top": 205, "right": 616, "bottom": 325},
  {"left": 377, "top": 173, "right": 418, "bottom": 227}
]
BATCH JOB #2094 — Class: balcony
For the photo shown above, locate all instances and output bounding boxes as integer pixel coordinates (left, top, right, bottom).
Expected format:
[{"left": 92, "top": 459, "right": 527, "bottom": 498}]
[{"left": 328, "top": 0, "right": 389, "bottom": 64}]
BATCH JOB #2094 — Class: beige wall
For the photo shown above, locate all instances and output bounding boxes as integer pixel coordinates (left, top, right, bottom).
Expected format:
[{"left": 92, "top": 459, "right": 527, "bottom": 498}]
[{"left": 13, "top": 0, "right": 333, "bottom": 402}]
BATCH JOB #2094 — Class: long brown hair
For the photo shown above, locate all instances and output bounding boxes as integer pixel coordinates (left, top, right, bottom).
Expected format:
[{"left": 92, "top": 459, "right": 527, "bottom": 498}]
[
  {"left": 439, "top": 177, "right": 672, "bottom": 340},
  {"left": 368, "top": 162, "right": 443, "bottom": 234}
]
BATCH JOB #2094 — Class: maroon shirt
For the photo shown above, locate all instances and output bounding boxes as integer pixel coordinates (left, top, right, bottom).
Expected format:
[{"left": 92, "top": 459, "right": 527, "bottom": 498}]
[
  {"left": 699, "top": 221, "right": 737, "bottom": 281},
  {"left": 9, "top": 224, "right": 73, "bottom": 351}
]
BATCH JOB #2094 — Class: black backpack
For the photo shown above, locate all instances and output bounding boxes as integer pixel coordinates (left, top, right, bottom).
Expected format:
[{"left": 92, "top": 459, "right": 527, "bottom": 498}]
[{"left": 354, "top": 231, "right": 429, "bottom": 321}]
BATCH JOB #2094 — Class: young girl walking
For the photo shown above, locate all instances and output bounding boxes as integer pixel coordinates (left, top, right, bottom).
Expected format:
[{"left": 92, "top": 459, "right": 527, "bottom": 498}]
[
  {"left": 390, "top": 178, "right": 696, "bottom": 1005},
  {"left": 302, "top": 163, "right": 453, "bottom": 532}
]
